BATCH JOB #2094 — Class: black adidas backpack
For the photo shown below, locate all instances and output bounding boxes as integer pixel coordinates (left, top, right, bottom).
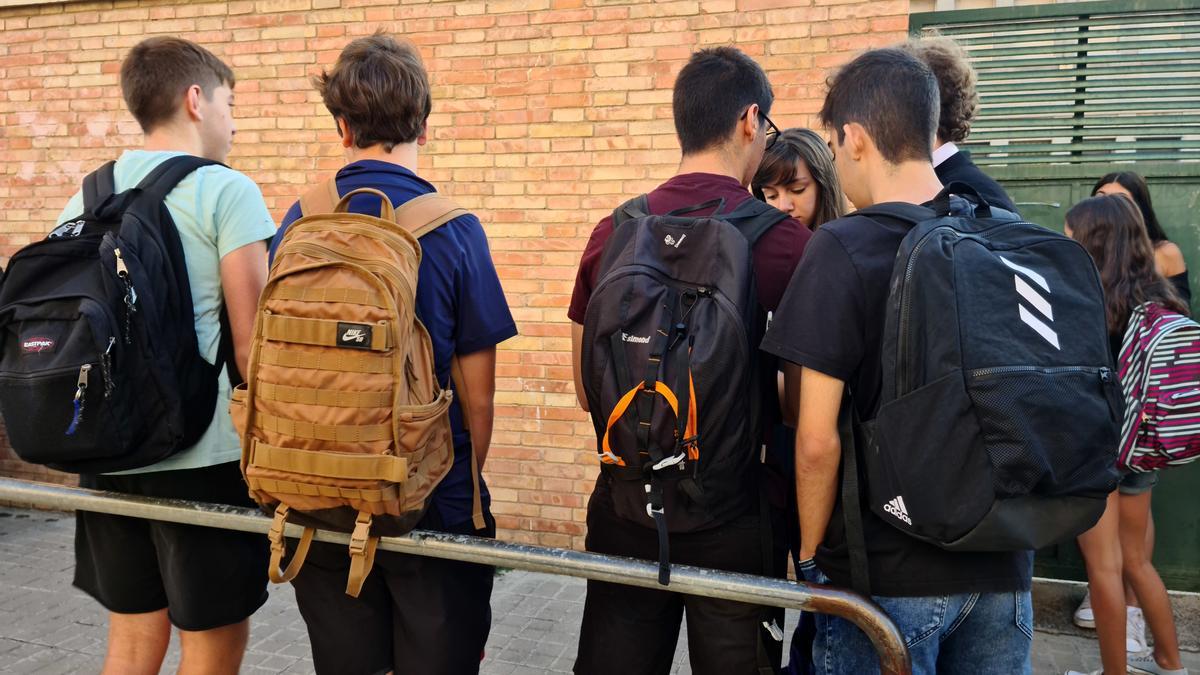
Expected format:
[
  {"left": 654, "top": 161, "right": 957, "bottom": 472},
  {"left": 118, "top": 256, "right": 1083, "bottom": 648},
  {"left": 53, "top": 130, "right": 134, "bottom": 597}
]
[
  {"left": 581, "top": 195, "right": 788, "bottom": 584},
  {"left": 0, "top": 155, "right": 235, "bottom": 474},
  {"left": 840, "top": 185, "right": 1122, "bottom": 590}
]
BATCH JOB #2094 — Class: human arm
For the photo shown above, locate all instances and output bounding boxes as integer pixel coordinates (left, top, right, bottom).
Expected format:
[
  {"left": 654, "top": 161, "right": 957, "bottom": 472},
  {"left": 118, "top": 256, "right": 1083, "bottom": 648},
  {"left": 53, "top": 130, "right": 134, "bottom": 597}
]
[
  {"left": 572, "top": 321, "right": 589, "bottom": 412},
  {"left": 219, "top": 241, "right": 268, "bottom": 379},
  {"left": 455, "top": 346, "right": 498, "bottom": 466},
  {"left": 795, "top": 367, "right": 845, "bottom": 560}
]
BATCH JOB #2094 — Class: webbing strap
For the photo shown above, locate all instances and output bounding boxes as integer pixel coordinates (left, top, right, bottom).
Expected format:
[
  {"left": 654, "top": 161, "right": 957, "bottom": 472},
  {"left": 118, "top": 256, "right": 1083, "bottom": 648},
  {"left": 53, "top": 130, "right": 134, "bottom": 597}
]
[
  {"left": 260, "top": 345, "right": 393, "bottom": 374},
  {"left": 263, "top": 314, "right": 391, "bottom": 352},
  {"left": 266, "top": 504, "right": 315, "bottom": 584},
  {"left": 601, "top": 381, "right": 681, "bottom": 466},
  {"left": 839, "top": 396, "right": 872, "bottom": 596},
  {"left": 257, "top": 381, "right": 392, "bottom": 409},
  {"left": 255, "top": 411, "right": 393, "bottom": 443},
  {"left": 393, "top": 193, "right": 470, "bottom": 239},
  {"left": 271, "top": 285, "right": 388, "bottom": 308},
  {"left": 253, "top": 440, "right": 408, "bottom": 482},
  {"left": 299, "top": 176, "right": 340, "bottom": 218},
  {"left": 247, "top": 476, "right": 398, "bottom": 502},
  {"left": 345, "top": 511, "right": 377, "bottom": 597}
]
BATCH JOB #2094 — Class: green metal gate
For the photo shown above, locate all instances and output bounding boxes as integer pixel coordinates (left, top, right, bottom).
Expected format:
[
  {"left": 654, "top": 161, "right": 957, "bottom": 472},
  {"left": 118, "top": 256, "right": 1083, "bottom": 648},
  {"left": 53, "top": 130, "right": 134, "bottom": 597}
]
[{"left": 911, "top": 0, "right": 1200, "bottom": 591}]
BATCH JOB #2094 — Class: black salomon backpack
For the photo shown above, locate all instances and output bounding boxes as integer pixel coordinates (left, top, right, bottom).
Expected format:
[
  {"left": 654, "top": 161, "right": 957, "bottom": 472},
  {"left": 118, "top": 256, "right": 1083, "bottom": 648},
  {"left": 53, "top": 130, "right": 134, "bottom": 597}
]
[
  {"left": 0, "top": 156, "right": 235, "bottom": 473},
  {"left": 840, "top": 185, "right": 1122, "bottom": 591},
  {"left": 581, "top": 195, "right": 788, "bottom": 584}
]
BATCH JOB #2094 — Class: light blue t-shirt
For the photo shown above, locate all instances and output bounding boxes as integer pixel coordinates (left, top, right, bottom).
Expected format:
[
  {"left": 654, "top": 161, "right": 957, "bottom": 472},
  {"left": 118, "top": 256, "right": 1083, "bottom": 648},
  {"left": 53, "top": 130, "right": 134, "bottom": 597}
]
[{"left": 56, "top": 150, "right": 276, "bottom": 474}]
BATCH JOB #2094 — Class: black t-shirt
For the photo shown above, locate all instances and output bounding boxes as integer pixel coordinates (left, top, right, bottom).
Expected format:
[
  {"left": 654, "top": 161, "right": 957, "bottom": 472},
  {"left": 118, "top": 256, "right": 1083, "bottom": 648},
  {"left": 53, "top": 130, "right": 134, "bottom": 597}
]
[{"left": 761, "top": 201, "right": 1033, "bottom": 597}]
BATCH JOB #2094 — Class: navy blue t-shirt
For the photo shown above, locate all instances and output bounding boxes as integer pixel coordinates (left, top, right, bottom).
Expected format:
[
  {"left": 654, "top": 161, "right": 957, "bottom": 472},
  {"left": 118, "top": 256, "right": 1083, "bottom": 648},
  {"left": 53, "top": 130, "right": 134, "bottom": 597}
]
[{"left": 270, "top": 160, "right": 518, "bottom": 529}]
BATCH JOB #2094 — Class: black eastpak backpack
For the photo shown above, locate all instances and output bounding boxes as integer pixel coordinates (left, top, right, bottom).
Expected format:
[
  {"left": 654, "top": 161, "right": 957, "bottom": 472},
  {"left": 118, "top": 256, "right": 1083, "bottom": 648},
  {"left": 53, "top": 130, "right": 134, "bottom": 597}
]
[
  {"left": 581, "top": 195, "right": 788, "bottom": 584},
  {"left": 840, "top": 184, "right": 1122, "bottom": 591},
  {"left": 0, "top": 155, "right": 236, "bottom": 473}
]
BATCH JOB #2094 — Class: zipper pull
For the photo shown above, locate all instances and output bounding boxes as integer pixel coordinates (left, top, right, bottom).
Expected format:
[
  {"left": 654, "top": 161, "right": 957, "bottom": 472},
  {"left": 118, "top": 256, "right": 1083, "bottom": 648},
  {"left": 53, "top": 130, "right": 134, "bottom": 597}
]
[
  {"left": 1099, "top": 367, "right": 1113, "bottom": 383},
  {"left": 114, "top": 247, "right": 128, "bottom": 278},
  {"left": 66, "top": 364, "right": 90, "bottom": 436}
]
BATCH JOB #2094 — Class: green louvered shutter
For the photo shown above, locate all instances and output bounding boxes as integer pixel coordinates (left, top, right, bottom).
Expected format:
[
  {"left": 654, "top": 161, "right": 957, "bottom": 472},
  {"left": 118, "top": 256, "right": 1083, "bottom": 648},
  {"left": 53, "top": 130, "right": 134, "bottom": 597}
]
[{"left": 912, "top": 0, "right": 1200, "bottom": 166}]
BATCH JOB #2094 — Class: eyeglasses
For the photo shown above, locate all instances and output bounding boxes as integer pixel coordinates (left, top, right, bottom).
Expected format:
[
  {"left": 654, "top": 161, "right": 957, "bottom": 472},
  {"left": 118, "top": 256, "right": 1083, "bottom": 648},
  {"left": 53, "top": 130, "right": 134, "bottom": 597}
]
[
  {"left": 761, "top": 112, "right": 780, "bottom": 151},
  {"left": 741, "top": 106, "right": 780, "bottom": 151}
]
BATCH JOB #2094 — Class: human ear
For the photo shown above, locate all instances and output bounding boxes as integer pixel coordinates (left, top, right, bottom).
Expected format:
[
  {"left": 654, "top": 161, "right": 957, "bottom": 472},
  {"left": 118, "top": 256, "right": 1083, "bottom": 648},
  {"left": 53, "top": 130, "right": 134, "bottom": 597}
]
[
  {"left": 185, "top": 85, "right": 204, "bottom": 122},
  {"left": 336, "top": 118, "right": 354, "bottom": 149}
]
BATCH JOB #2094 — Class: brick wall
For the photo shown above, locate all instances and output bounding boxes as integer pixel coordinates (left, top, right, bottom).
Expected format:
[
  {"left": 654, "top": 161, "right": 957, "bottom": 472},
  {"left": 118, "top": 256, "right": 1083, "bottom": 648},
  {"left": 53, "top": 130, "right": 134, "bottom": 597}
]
[{"left": 0, "top": 0, "right": 910, "bottom": 548}]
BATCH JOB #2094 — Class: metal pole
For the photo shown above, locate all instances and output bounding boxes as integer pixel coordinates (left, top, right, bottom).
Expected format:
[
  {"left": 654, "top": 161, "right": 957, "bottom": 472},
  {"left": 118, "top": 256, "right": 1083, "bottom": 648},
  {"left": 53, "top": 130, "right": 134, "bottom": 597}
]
[{"left": 0, "top": 477, "right": 911, "bottom": 675}]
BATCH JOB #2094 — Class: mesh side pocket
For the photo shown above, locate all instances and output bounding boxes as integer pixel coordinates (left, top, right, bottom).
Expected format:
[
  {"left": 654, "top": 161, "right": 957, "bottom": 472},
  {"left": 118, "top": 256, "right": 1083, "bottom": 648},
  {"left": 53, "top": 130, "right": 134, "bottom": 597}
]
[{"left": 968, "top": 367, "right": 1120, "bottom": 499}]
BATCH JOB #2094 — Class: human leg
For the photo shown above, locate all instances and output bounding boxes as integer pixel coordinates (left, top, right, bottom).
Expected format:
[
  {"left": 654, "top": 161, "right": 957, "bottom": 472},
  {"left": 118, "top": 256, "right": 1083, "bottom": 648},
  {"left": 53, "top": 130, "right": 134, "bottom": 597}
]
[
  {"left": 574, "top": 498, "right": 684, "bottom": 675},
  {"left": 1075, "top": 490, "right": 1126, "bottom": 675},
  {"left": 936, "top": 590, "right": 1033, "bottom": 675},
  {"left": 100, "top": 609, "right": 171, "bottom": 675},
  {"left": 290, "top": 539, "right": 395, "bottom": 675},
  {"left": 385, "top": 513, "right": 496, "bottom": 675},
  {"left": 177, "top": 619, "right": 249, "bottom": 675},
  {"left": 1120, "top": 490, "right": 1183, "bottom": 672}
]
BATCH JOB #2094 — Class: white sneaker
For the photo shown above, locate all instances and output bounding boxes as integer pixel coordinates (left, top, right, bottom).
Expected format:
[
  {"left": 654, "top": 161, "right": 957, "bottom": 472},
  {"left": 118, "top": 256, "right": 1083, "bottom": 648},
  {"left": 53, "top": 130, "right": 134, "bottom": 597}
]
[
  {"left": 1127, "top": 606, "right": 1148, "bottom": 653},
  {"left": 1128, "top": 649, "right": 1190, "bottom": 674},
  {"left": 1074, "top": 590, "right": 1095, "bottom": 628}
]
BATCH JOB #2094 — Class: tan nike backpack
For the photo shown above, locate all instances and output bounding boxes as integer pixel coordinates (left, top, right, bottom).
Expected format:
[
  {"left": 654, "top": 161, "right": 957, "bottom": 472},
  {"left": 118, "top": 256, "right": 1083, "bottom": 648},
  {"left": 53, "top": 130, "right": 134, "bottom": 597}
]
[{"left": 232, "top": 178, "right": 485, "bottom": 597}]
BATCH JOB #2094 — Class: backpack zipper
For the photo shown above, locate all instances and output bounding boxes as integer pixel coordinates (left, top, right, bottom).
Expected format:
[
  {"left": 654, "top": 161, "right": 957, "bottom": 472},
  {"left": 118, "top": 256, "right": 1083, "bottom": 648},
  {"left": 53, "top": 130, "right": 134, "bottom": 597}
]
[
  {"left": 969, "top": 365, "right": 1112, "bottom": 381},
  {"left": 114, "top": 247, "right": 137, "bottom": 344},
  {"left": 896, "top": 226, "right": 957, "bottom": 398},
  {"left": 281, "top": 241, "right": 414, "bottom": 307}
]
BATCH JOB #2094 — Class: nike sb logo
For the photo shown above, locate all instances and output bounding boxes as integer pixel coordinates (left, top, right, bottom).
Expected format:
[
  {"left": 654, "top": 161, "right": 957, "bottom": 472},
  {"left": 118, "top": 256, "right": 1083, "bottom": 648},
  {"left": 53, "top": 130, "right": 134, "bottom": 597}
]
[
  {"left": 883, "top": 495, "right": 912, "bottom": 525},
  {"left": 336, "top": 322, "right": 373, "bottom": 350}
]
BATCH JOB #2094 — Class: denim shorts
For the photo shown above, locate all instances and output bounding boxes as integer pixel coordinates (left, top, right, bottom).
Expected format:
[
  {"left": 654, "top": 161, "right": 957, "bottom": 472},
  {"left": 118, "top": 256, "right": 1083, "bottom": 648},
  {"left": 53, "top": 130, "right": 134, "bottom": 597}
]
[
  {"left": 797, "top": 561, "right": 1032, "bottom": 675},
  {"left": 1119, "top": 469, "right": 1160, "bottom": 496}
]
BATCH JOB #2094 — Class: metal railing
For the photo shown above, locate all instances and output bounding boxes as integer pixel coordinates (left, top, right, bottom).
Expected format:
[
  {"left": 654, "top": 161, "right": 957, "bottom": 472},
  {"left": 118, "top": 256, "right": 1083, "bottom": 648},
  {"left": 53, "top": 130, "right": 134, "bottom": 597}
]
[{"left": 0, "top": 477, "right": 911, "bottom": 674}]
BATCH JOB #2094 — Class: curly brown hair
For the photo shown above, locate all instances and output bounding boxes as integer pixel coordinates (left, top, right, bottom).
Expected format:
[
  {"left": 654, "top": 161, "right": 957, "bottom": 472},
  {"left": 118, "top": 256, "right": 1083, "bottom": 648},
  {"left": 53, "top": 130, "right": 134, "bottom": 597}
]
[{"left": 899, "top": 35, "right": 979, "bottom": 144}]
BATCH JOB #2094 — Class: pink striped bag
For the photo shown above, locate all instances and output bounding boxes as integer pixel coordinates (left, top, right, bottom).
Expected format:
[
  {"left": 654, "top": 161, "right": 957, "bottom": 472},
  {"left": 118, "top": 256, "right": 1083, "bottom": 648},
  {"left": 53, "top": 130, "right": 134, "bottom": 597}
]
[{"left": 1117, "top": 303, "right": 1200, "bottom": 472}]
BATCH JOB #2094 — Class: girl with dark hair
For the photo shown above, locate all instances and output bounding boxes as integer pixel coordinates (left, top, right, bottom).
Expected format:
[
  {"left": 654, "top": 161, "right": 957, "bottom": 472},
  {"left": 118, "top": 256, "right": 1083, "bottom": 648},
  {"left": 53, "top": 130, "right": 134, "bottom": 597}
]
[
  {"left": 752, "top": 128, "right": 844, "bottom": 230},
  {"left": 1093, "top": 171, "right": 1190, "bottom": 305},
  {"left": 753, "top": 130, "right": 844, "bottom": 675},
  {"left": 1064, "top": 195, "right": 1189, "bottom": 675}
]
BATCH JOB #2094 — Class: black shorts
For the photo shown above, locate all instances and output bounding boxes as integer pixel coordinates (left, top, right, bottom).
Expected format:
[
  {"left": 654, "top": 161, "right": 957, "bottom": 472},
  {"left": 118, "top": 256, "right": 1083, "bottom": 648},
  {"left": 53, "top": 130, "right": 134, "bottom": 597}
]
[
  {"left": 575, "top": 487, "right": 783, "bottom": 675},
  {"left": 290, "top": 508, "right": 497, "bottom": 675},
  {"left": 74, "top": 461, "right": 269, "bottom": 631}
]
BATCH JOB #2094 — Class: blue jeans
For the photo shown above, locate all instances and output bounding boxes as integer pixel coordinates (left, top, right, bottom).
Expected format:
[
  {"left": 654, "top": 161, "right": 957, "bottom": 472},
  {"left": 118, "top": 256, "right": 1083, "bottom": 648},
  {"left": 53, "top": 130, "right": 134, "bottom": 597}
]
[{"left": 798, "top": 561, "right": 1032, "bottom": 675}]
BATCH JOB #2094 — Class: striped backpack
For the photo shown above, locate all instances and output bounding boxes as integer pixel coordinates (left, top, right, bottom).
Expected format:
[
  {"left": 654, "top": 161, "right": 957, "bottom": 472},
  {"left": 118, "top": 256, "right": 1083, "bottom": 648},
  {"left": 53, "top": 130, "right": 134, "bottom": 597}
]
[{"left": 1117, "top": 303, "right": 1200, "bottom": 472}]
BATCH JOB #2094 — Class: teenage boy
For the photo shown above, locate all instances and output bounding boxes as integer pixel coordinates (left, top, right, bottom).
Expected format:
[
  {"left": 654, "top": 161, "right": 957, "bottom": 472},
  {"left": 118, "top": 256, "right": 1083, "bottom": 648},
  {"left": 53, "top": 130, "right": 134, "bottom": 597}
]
[
  {"left": 56, "top": 37, "right": 274, "bottom": 674},
  {"left": 267, "top": 33, "right": 516, "bottom": 675},
  {"left": 568, "top": 47, "right": 811, "bottom": 675},
  {"left": 899, "top": 36, "right": 1018, "bottom": 213},
  {"left": 761, "top": 48, "right": 1033, "bottom": 675}
]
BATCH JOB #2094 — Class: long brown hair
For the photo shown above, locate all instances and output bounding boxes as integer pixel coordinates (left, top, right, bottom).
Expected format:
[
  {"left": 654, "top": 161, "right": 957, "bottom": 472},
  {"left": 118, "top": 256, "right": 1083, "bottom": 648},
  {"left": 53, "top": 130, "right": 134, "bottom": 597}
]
[
  {"left": 751, "top": 128, "right": 845, "bottom": 229},
  {"left": 1066, "top": 194, "right": 1187, "bottom": 334}
]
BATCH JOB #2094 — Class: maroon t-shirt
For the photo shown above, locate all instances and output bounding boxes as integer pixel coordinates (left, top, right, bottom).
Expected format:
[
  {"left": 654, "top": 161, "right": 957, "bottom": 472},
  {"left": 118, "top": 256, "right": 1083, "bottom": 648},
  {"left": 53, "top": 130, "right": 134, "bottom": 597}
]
[{"left": 567, "top": 172, "right": 812, "bottom": 323}]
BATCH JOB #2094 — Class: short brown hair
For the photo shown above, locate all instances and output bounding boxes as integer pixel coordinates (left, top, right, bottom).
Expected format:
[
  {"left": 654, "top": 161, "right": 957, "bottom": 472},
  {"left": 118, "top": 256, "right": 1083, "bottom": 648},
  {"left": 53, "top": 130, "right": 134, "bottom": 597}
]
[
  {"left": 316, "top": 33, "right": 431, "bottom": 151},
  {"left": 120, "top": 37, "right": 234, "bottom": 133},
  {"left": 819, "top": 48, "right": 939, "bottom": 164},
  {"left": 900, "top": 36, "right": 979, "bottom": 144}
]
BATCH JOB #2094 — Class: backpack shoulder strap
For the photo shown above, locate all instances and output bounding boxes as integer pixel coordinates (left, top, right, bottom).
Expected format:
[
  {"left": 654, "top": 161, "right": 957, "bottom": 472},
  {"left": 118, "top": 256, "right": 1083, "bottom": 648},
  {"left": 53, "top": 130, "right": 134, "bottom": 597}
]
[
  {"left": 83, "top": 161, "right": 117, "bottom": 213},
  {"left": 611, "top": 194, "right": 650, "bottom": 229},
  {"left": 393, "top": 192, "right": 470, "bottom": 240},
  {"left": 721, "top": 198, "right": 790, "bottom": 248},
  {"left": 299, "top": 176, "right": 341, "bottom": 218},
  {"left": 134, "top": 155, "right": 222, "bottom": 205}
]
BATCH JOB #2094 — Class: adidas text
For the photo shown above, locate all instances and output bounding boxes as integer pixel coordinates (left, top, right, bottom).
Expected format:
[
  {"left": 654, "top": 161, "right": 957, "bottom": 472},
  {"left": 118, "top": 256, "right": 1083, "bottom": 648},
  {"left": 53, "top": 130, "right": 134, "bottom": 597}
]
[{"left": 883, "top": 495, "right": 912, "bottom": 525}]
